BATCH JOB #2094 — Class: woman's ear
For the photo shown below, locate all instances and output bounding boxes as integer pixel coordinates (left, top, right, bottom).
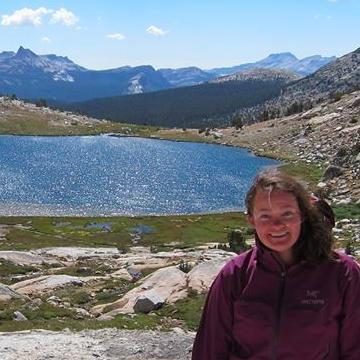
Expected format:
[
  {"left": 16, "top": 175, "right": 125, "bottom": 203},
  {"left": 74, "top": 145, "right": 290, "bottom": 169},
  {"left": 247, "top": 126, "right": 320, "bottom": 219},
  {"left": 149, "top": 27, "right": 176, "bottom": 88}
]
[{"left": 247, "top": 214, "right": 255, "bottom": 227}]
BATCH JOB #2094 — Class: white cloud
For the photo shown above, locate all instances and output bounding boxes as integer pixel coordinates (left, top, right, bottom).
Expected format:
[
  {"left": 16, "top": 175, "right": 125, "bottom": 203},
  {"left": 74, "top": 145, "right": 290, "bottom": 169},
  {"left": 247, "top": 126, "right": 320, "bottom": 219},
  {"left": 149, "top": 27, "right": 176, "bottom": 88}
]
[
  {"left": 50, "top": 8, "right": 79, "bottom": 27},
  {"left": 107, "top": 33, "right": 126, "bottom": 41},
  {"left": 1, "top": 7, "right": 51, "bottom": 26},
  {"left": 41, "top": 36, "right": 51, "bottom": 43},
  {"left": 146, "top": 25, "right": 167, "bottom": 36}
]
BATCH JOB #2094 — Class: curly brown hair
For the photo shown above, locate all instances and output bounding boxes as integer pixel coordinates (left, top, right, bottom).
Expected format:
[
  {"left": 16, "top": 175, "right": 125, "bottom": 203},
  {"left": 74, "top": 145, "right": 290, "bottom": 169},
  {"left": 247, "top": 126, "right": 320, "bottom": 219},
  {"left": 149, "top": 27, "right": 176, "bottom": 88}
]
[{"left": 245, "top": 168, "right": 333, "bottom": 263}]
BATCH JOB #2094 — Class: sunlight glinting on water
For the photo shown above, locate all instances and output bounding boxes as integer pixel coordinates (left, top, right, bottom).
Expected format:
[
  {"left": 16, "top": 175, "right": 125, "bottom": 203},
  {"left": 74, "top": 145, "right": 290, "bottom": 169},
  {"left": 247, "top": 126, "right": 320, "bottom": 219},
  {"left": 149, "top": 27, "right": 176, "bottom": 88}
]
[{"left": 0, "top": 135, "right": 279, "bottom": 216}]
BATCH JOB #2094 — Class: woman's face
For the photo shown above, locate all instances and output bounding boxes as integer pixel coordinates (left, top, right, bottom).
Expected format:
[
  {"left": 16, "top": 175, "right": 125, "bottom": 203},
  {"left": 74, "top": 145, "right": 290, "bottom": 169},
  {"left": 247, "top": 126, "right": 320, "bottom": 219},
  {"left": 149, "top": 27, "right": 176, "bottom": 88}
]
[{"left": 248, "top": 188, "right": 302, "bottom": 264}]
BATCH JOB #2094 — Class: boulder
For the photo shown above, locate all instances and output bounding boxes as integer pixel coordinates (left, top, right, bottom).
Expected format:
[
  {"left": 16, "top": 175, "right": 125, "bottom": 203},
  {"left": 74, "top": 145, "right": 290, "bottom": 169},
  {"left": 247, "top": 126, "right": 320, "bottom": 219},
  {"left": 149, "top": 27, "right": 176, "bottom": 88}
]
[
  {"left": 335, "top": 198, "right": 352, "bottom": 205},
  {"left": 109, "top": 268, "right": 133, "bottom": 281},
  {"left": 92, "top": 266, "right": 187, "bottom": 316},
  {"left": 187, "top": 259, "right": 231, "bottom": 293},
  {"left": 0, "top": 283, "right": 28, "bottom": 302},
  {"left": 13, "top": 311, "right": 28, "bottom": 321},
  {"left": 133, "top": 290, "right": 165, "bottom": 313},
  {"left": 322, "top": 165, "right": 345, "bottom": 181}
]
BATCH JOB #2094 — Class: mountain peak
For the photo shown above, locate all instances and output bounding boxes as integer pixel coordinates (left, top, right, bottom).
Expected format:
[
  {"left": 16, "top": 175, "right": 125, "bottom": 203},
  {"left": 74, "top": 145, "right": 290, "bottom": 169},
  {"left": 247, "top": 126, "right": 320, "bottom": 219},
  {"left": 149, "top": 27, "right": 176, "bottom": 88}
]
[
  {"left": 266, "top": 52, "right": 298, "bottom": 61},
  {"left": 15, "top": 46, "right": 37, "bottom": 59}
]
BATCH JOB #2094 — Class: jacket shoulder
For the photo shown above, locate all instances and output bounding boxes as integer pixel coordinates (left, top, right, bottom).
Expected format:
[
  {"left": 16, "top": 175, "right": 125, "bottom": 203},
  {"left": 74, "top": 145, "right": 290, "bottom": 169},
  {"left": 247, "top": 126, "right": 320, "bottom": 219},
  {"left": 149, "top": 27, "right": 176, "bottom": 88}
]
[
  {"left": 219, "top": 247, "right": 256, "bottom": 278},
  {"left": 331, "top": 251, "right": 360, "bottom": 294},
  {"left": 333, "top": 251, "right": 360, "bottom": 275}
]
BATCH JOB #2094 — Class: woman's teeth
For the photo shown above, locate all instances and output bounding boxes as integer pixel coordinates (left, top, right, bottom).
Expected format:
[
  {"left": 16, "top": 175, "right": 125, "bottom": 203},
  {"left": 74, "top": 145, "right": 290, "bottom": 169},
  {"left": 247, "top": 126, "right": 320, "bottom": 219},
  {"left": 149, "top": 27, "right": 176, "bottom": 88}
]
[{"left": 270, "top": 232, "right": 288, "bottom": 238}]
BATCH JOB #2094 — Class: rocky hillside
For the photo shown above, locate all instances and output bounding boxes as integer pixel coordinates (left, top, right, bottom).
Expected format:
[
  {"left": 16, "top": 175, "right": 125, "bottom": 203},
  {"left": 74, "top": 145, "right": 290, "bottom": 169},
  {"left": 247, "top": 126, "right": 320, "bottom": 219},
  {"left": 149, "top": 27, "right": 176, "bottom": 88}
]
[
  {"left": 198, "top": 91, "right": 360, "bottom": 209},
  {"left": 210, "top": 68, "right": 300, "bottom": 84},
  {"left": 234, "top": 47, "right": 360, "bottom": 124}
]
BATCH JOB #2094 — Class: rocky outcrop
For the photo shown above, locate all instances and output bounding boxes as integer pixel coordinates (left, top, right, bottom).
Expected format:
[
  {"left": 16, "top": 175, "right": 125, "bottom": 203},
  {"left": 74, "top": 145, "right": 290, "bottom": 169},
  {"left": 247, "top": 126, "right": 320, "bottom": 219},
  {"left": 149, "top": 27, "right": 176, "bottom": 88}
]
[
  {"left": 0, "top": 283, "right": 28, "bottom": 302},
  {"left": 93, "top": 256, "right": 234, "bottom": 318},
  {"left": 33, "top": 247, "right": 121, "bottom": 261},
  {"left": 187, "top": 259, "right": 229, "bottom": 293},
  {"left": 11, "top": 275, "right": 97, "bottom": 295},
  {"left": 93, "top": 266, "right": 188, "bottom": 317},
  {"left": 0, "top": 251, "right": 57, "bottom": 266}
]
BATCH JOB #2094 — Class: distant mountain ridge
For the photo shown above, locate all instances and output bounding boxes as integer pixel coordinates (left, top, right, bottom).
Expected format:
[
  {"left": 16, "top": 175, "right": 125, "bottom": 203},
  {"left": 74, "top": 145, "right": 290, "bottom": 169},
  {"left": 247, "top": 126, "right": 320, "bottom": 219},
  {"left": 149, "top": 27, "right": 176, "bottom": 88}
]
[
  {"left": 66, "top": 46, "right": 359, "bottom": 128},
  {"left": 0, "top": 47, "right": 336, "bottom": 102},
  {"left": 157, "top": 67, "right": 215, "bottom": 87},
  {"left": 208, "top": 52, "right": 336, "bottom": 77},
  {"left": 0, "top": 46, "right": 169, "bottom": 102}
]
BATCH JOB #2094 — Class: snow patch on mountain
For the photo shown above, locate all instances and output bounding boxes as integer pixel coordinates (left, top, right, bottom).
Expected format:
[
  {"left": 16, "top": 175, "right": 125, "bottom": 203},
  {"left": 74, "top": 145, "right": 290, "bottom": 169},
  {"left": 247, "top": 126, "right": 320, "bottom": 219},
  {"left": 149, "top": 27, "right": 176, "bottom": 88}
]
[{"left": 128, "top": 73, "right": 144, "bottom": 94}]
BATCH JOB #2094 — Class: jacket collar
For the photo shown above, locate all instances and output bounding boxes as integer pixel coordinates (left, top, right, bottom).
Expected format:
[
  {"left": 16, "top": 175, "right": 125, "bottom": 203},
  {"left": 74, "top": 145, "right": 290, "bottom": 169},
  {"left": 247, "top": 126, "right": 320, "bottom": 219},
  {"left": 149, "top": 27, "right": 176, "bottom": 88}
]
[{"left": 254, "top": 237, "right": 308, "bottom": 274}]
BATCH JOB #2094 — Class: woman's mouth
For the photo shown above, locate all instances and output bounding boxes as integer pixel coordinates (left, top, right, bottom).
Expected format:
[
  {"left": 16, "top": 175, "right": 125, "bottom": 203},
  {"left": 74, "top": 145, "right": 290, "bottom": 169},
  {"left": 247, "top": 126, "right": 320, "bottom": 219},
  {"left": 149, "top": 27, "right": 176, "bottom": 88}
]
[{"left": 268, "top": 232, "right": 289, "bottom": 242}]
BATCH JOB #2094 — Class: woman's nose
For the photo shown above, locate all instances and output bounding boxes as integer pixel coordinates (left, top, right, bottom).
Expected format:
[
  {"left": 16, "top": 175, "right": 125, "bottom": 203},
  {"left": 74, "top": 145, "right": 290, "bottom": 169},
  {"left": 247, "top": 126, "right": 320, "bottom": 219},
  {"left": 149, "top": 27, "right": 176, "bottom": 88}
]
[{"left": 271, "top": 217, "right": 285, "bottom": 226}]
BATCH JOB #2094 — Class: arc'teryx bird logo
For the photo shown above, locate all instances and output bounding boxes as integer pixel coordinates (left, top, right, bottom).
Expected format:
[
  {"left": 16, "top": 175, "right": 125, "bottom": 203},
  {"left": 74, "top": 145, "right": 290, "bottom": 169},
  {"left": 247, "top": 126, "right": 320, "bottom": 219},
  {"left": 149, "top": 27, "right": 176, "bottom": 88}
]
[{"left": 301, "top": 290, "right": 325, "bottom": 305}]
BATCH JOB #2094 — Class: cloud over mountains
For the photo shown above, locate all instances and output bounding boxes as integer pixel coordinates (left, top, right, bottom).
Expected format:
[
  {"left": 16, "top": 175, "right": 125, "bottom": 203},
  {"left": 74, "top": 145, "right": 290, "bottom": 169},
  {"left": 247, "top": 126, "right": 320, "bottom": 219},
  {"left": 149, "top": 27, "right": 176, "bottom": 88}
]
[{"left": 1, "top": 7, "right": 79, "bottom": 27}]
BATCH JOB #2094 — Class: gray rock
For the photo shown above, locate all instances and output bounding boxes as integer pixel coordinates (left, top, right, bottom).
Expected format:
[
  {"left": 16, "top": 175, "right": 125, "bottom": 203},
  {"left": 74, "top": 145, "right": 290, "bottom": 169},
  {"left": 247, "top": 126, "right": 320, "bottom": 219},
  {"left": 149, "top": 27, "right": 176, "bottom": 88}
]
[
  {"left": 96, "top": 314, "right": 115, "bottom": 321},
  {"left": 336, "top": 198, "right": 352, "bottom": 205},
  {"left": 317, "top": 182, "right": 328, "bottom": 189},
  {"left": 0, "top": 283, "right": 28, "bottom": 302},
  {"left": 322, "top": 165, "right": 345, "bottom": 180},
  {"left": 187, "top": 259, "right": 233, "bottom": 293},
  {"left": 133, "top": 291, "right": 165, "bottom": 314},
  {"left": 0, "top": 251, "right": 53, "bottom": 266},
  {"left": 13, "top": 311, "right": 28, "bottom": 321}
]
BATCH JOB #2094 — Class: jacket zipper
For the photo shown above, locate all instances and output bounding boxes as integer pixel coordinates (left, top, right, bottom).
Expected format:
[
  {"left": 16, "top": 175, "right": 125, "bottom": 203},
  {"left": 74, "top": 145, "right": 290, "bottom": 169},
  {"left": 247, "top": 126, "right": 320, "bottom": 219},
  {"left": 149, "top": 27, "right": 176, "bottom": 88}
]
[{"left": 271, "top": 270, "right": 286, "bottom": 360}]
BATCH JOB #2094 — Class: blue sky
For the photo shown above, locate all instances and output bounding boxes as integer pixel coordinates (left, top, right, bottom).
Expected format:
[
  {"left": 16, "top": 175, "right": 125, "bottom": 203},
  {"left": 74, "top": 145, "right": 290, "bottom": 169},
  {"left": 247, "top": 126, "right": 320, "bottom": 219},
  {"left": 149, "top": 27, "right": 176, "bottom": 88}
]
[{"left": 0, "top": 0, "right": 359, "bottom": 70}]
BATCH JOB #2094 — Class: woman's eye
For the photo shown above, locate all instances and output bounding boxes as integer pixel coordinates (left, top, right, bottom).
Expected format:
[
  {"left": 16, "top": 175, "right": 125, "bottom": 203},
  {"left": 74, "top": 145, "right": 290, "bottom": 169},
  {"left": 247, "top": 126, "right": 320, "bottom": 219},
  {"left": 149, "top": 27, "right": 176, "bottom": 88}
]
[
  {"left": 282, "top": 211, "right": 295, "bottom": 219},
  {"left": 259, "top": 214, "right": 270, "bottom": 220}
]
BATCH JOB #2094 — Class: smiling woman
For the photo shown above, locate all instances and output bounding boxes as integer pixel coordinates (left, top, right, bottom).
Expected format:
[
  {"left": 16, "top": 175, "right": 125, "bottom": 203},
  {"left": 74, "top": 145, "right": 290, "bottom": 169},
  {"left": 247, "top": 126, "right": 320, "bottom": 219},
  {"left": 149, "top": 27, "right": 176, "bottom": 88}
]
[
  {"left": 248, "top": 188, "right": 302, "bottom": 265},
  {"left": 192, "top": 169, "right": 360, "bottom": 359}
]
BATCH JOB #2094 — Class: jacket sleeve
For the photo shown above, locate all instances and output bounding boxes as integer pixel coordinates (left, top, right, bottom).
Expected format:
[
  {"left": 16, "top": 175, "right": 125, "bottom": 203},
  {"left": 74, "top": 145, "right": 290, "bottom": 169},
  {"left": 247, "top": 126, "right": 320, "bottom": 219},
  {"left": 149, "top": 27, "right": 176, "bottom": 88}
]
[
  {"left": 191, "top": 265, "right": 237, "bottom": 360},
  {"left": 339, "top": 258, "right": 360, "bottom": 358}
]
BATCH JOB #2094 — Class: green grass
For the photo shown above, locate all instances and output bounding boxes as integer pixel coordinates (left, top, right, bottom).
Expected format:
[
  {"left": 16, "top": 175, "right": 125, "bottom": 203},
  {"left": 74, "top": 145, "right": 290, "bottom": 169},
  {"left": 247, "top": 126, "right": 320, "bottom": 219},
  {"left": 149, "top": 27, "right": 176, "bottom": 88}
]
[
  {"left": 0, "top": 213, "right": 247, "bottom": 251},
  {"left": 0, "top": 260, "right": 37, "bottom": 284},
  {"left": 0, "top": 312, "right": 163, "bottom": 332},
  {"left": 333, "top": 203, "right": 360, "bottom": 220},
  {"left": 279, "top": 161, "right": 325, "bottom": 190},
  {"left": 0, "top": 291, "right": 206, "bottom": 332},
  {"left": 0, "top": 108, "right": 161, "bottom": 137},
  {"left": 156, "top": 292, "right": 206, "bottom": 330}
]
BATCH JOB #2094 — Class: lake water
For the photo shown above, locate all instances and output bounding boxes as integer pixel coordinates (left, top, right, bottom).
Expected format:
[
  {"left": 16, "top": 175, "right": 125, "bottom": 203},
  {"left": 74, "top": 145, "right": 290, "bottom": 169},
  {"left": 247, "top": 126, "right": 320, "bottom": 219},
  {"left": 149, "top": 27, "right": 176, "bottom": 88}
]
[{"left": 0, "top": 135, "right": 279, "bottom": 216}]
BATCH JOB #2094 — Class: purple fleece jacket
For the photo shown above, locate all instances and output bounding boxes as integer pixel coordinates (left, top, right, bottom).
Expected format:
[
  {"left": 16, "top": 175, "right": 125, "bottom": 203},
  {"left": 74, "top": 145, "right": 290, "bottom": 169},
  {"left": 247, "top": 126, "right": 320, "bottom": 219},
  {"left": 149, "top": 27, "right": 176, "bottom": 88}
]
[{"left": 192, "top": 247, "right": 360, "bottom": 359}]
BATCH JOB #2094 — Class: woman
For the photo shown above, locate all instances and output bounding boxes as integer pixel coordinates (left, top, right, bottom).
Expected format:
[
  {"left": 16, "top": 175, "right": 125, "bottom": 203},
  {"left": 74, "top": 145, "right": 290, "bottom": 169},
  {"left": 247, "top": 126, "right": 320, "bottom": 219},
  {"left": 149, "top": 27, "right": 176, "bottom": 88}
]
[{"left": 192, "top": 169, "right": 360, "bottom": 359}]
